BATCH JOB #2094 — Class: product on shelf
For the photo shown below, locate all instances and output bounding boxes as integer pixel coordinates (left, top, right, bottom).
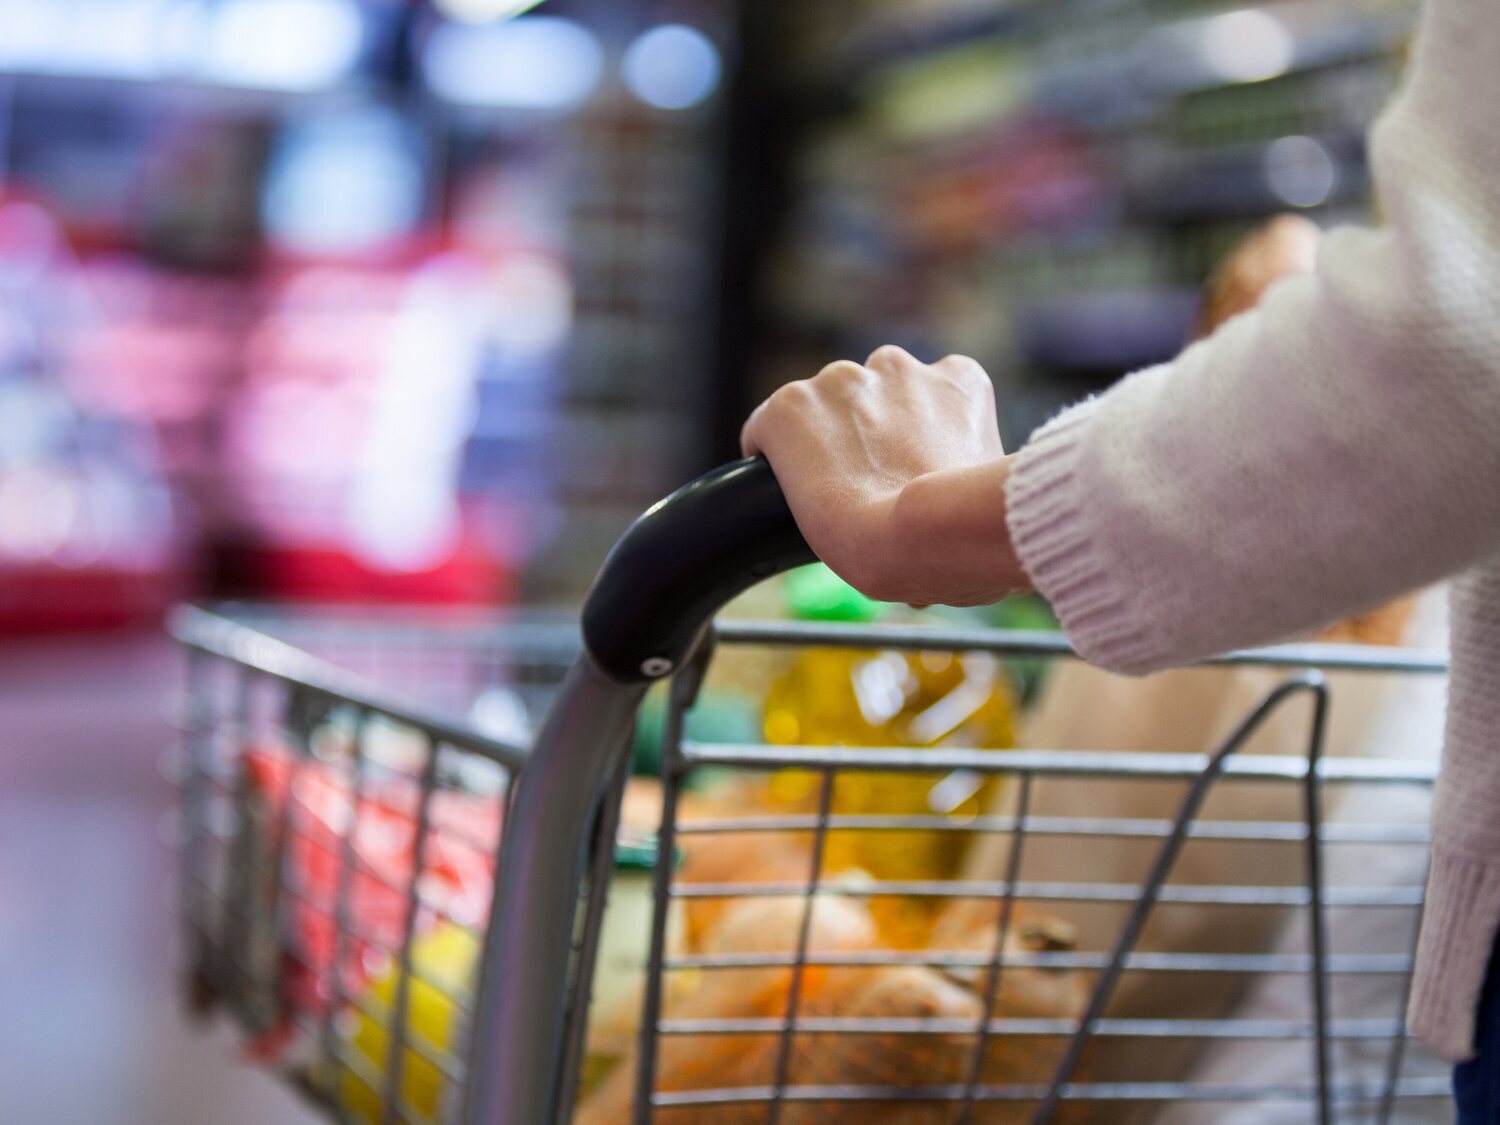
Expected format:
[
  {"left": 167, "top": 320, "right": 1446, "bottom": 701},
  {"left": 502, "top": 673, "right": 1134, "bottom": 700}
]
[
  {"left": 0, "top": 203, "right": 192, "bottom": 632},
  {"left": 0, "top": 3, "right": 735, "bottom": 608},
  {"left": 223, "top": 256, "right": 526, "bottom": 603},
  {"left": 757, "top": 0, "right": 1417, "bottom": 433}
]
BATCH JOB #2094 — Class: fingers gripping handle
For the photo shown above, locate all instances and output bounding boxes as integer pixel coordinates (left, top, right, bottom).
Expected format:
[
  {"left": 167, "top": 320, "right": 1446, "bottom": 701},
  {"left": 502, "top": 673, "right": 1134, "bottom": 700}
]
[{"left": 581, "top": 458, "right": 817, "bottom": 682}]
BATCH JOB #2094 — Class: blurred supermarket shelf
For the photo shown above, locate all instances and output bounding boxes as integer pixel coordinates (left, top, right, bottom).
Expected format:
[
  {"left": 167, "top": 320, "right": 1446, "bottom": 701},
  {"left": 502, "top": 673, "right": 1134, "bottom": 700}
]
[
  {"left": 0, "top": 0, "right": 740, "bottom": 618},
  {"left": 747, "top": 0, "right": 1419, "bottom": 431}
]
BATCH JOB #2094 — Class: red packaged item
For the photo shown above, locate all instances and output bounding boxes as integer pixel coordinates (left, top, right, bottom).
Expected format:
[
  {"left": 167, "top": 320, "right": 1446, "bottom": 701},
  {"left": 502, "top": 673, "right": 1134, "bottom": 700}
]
[{"left": 224, "top": 742, "right": 503, "bottom": 1057}]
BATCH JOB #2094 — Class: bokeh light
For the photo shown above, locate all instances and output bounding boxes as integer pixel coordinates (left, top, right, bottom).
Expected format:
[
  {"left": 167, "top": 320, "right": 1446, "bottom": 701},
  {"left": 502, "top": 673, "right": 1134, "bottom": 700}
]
[
  {"left": 263, "top": 109, "right": 427, "bottom": 255},
  {"left": 1265, "top": 135, "right": 1338, "bottom": 207},
  {"left": 434, "top": 0, "right": 548, "bottom": 25},
  {"left": 622, "top": 24, "right": 722, "bottom": 111},
  {"left": 1201, "top": 8, "right": 1294, "bottom": 83},
  {"left": 423, "top": 16, "right": 603, "bottom": 109},
  {"left": 202, "top": 0, "right": 365, "bottom": 91}
]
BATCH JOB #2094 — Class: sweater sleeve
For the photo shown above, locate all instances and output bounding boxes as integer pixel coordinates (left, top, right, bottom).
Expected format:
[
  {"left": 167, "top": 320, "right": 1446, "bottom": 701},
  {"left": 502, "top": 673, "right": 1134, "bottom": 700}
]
[{"left": 1006, "top": 0, "right": 1500, "bottom": 675}]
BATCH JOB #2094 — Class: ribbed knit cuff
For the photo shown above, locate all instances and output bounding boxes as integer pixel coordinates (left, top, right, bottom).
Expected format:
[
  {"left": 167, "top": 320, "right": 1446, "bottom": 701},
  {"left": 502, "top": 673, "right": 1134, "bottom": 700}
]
[
  {"left": 1408, "top": 847, "right": 1500, "bottom": 1062},
  {"left": 1005, "top": 399, "right": 1164, "bottom": 676}
]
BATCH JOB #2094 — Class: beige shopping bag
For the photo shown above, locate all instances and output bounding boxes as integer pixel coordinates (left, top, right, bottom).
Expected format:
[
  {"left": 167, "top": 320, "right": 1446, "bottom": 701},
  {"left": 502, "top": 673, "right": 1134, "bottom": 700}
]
[{"left": 941, "top": 604, "right": 1417, "bottom": 1119}]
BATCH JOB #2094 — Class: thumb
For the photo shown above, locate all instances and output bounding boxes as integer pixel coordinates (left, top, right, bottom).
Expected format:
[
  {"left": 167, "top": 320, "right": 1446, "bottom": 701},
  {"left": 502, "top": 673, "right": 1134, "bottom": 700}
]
[{"left": 740, "top": 399, "right": 769, "bottom": 459}]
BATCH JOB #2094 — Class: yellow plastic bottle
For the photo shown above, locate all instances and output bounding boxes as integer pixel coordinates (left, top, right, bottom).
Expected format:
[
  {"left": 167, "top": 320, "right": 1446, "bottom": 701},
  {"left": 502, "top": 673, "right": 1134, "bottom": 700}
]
[
  {"left": 761, "top": 566, "right": 1017, "bottom": 946},
  {"left": 337, "top": 923, "right": 478, "bottom": 1123}
]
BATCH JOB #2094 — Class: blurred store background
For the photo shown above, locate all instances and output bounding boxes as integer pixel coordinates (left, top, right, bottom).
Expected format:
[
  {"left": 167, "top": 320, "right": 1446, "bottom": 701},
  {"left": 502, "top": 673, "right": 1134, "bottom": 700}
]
[{"left": 0, "top": 0, "right": 1420, "bottom": 1121}]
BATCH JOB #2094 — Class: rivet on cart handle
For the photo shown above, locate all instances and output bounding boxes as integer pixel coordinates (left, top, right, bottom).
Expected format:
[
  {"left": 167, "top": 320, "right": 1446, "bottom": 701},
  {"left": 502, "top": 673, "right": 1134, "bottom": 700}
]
[{"left": 580, "top": 457, "right": 818, "bottom": 682}]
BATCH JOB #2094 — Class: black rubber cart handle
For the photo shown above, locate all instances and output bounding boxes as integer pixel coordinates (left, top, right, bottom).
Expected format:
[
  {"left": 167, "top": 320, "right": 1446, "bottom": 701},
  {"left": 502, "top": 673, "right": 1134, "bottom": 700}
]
[
  {"left": 582, "top": 457, "right": 818, "bottom": 682},
  {"left": 465, "top": 458, "right": 815, "bottom": 1125}
]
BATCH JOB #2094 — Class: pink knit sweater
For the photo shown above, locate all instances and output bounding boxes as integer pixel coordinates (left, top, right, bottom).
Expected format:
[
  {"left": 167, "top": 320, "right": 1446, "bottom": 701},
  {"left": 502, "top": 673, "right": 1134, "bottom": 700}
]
[{"left": 1005, "top": 0, "right": 1500, "bottom": 1062}]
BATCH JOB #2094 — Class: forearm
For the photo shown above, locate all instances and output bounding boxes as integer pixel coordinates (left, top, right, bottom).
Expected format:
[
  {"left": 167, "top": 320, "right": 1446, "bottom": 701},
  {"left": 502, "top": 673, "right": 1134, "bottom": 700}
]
[
  {"left": 1012, "top": 279, "right": 1500, "bottom": 673},
  {"left": 1008, "top": 0, "right": 1500, "bottom": 673}
]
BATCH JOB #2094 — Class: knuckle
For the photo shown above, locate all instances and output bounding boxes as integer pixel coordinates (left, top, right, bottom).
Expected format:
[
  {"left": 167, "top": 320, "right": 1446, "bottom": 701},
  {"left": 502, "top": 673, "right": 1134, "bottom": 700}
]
[
  {"left": 767, "top": 380, "right": 819, "bottom": 416},
  {"left": 866, "top": 344, "right": 911, "bottom": 369},
  {"left": 764, "top": 389, "right": 797, "bottom": 416},
  {"left": 941, "top": 355, "right": 991, "bottom": 388},
  {"left": 817, "top": 359, "right": 865, "bottom": 383}
]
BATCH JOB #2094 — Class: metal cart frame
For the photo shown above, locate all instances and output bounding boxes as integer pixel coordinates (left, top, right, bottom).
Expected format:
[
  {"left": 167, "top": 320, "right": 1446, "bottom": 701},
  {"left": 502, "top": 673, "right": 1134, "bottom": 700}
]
[{"left": 173, "top": 459, "right": 1451, "bottom": 1124}]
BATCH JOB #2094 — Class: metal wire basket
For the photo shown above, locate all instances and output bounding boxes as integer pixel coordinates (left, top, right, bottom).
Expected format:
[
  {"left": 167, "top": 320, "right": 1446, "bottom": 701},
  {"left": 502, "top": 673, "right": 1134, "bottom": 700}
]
[{"left": 172, "top": 460, "right": 1453, "bottom": 1124}]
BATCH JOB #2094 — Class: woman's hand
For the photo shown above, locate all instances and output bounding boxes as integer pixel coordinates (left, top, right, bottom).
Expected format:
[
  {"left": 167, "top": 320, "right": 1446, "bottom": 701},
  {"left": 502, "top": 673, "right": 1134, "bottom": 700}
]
[
  {"left": 1196, "top": 214, "right": 1321, "bottom": 336},
  {"left": 741, "top": 345, "right": 1030, "bottom": 607}
]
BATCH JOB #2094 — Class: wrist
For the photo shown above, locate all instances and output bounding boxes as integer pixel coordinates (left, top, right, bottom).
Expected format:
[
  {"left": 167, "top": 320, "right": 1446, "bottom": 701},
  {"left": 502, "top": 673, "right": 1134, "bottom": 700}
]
[{"left": 889, "top": 456, "right": 1032, "bottom": 606}]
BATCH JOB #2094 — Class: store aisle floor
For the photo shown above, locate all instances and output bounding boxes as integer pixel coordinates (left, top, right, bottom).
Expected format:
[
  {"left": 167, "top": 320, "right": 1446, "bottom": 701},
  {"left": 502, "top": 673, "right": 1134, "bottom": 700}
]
[{"left": 0, "top": 632, "right": 319, "bottom": 1125}]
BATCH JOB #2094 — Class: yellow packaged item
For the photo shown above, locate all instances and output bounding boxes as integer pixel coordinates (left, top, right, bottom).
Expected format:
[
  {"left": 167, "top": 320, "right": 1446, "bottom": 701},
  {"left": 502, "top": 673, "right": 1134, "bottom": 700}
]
[{"left": 761, "top": 565, "right": 1017, "bottom": 945}]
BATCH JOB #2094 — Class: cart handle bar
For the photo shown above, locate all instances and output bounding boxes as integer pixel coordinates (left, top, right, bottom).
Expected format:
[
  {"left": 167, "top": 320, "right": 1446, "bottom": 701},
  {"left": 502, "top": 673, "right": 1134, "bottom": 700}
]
[
  {"left": 466, "top": 458, "right": 813, "bottom": 1125},
  {"left": 581, "top": 457, "right": 817, "bottom": 682}
]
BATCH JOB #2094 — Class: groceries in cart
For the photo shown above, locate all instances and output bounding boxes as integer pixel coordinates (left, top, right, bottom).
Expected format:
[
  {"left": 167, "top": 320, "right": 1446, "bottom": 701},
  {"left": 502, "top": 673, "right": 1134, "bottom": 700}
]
[
  {"left": 215, "top": 719, "right": 500, "bottom": 1043},
  {"left": 758, "top": 564, "right": 1021, "bottom": 946},
  {"left": 177, "top": 541, "right": 1442, "bottom": 1122},
  {"left": 207, "top": 569, "right": 1093, "bottom": 1121}
]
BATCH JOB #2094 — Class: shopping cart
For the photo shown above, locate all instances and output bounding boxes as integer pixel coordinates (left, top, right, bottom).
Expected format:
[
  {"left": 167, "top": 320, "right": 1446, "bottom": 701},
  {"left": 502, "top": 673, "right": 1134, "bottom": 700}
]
[{"left": 171, "top": 458, "right": 1454, "bottom": 1124}]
